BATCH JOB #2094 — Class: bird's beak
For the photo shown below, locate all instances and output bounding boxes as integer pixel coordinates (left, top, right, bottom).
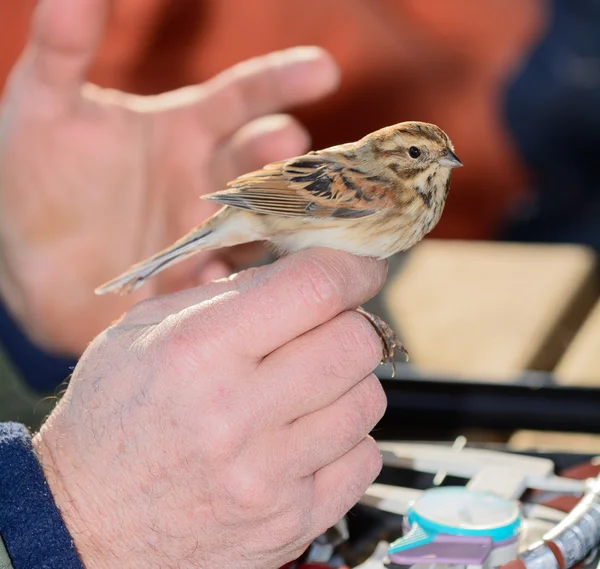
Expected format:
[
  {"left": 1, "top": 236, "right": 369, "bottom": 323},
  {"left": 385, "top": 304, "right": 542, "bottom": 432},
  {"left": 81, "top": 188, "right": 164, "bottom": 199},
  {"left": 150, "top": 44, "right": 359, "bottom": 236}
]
[{"left": 439, "top": 150, "right": 463, "bottom": 168}]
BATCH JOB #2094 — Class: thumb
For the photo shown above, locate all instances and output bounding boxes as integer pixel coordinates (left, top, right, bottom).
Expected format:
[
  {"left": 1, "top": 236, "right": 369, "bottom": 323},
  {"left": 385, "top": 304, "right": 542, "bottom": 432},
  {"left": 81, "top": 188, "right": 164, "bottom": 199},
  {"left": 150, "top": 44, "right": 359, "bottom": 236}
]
[{"left": 23, "top": 0, "right": 110, "bottom": 100}]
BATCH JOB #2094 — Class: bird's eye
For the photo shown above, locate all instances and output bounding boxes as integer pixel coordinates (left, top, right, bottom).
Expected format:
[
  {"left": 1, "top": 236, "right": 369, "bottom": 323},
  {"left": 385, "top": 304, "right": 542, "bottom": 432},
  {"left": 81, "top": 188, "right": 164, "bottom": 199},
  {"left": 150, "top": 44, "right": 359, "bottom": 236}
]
[{"left": 408, "top": 146, "right": 421, "bottom": 159}]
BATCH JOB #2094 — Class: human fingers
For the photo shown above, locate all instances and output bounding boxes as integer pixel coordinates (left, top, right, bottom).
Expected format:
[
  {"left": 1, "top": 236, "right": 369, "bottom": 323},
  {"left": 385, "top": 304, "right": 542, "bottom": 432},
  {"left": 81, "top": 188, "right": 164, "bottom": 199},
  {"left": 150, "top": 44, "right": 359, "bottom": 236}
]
[
  {"left": 191, "top": 46, "right": 339, "bottom": 144},
  {"left": 22, "top": 0, "right": 110, "bottom": 105},
  {"left": 211, "top": 114, "right": 311, "bottom": 188},
  {"left": 202, "top": 249, "right": 388, "bottom": 362},
  {"left": 312, "top": 436, "right": 383, "bottom": 536},
  {"left": 255, "top": 310, "right": 384, "bottom": 422},
  {"left": 276, "top": 373, "right": 387, "bottom": 477}
]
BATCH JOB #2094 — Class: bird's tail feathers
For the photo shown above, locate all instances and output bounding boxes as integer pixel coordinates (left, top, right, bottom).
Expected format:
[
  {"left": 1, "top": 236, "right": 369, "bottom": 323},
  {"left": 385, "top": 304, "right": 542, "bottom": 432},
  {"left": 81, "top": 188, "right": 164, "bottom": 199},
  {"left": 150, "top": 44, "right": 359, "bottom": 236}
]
[{"left": 95, "top": 208, "right": 261, "bottom": 295}]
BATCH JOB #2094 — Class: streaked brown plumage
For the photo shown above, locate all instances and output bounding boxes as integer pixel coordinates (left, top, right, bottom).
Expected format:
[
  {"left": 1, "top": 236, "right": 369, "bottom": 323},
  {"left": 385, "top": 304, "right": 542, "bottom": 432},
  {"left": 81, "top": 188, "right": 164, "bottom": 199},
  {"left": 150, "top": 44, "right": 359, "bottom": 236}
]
[{"left": 96, "top": 121, "right": 462, "bottom": 374}]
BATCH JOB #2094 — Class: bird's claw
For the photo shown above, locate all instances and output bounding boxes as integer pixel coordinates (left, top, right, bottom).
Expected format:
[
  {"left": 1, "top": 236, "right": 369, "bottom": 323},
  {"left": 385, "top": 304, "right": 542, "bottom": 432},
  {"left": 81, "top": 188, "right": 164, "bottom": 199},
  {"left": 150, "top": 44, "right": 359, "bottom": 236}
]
[{"left": 354, "top": 307, "right": 408, "bottom": 378}]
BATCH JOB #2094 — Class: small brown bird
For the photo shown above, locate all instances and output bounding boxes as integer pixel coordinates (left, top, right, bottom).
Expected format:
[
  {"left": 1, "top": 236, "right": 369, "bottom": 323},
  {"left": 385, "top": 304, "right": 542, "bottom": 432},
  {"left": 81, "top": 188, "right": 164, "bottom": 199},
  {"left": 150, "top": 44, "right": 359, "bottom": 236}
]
[{"left": 96, "top": 121, "right": 462, "bottom": 373}]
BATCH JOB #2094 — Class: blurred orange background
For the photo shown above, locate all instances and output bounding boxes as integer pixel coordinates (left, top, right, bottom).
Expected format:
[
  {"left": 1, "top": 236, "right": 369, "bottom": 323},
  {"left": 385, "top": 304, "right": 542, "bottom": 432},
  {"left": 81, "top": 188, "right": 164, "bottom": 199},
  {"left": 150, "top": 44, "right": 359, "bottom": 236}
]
[{"left": 0, "top": 0, "right": 547, "bottom": 241}]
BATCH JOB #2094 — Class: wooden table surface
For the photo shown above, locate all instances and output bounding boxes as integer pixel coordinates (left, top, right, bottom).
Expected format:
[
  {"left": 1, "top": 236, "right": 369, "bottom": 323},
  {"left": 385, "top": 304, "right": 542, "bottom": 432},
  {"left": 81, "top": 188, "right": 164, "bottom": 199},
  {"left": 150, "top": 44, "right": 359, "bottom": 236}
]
[{"left": 372, "top": 238, "right": 600, "bottom": 450}]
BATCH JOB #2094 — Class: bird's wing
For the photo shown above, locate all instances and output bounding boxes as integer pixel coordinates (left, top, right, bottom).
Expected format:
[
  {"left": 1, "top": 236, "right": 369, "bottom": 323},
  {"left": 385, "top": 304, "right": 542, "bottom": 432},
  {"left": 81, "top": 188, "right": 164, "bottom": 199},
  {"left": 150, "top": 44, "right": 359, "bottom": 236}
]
[{"left": 203, "top": 152, "right": 395, "bottom": 219}]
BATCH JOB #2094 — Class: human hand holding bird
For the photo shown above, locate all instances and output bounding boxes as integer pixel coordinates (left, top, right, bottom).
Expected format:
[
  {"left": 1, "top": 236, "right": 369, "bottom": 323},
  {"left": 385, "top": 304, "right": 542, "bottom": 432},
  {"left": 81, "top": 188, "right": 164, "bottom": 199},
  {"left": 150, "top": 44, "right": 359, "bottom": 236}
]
[{"left": 97, "top": 121, "right": 462, "bottom": 373}]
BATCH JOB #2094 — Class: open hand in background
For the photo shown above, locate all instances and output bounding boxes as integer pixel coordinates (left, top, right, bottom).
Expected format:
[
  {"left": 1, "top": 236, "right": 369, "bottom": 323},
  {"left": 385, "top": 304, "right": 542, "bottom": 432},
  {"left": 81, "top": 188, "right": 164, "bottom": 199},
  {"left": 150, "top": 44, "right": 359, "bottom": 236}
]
[{"left": 0, "top": 0, "right": 340, "bottom": 356}]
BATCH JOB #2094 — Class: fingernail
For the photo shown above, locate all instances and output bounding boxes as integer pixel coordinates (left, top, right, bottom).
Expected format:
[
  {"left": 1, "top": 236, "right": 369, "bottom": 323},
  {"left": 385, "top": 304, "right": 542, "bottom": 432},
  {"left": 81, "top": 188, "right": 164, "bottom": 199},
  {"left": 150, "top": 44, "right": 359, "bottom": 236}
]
[
  {"left": 250, "top": 114, "right": 294, "bottom": 132},
  {"left": 284, "top": 45, "right": 330, "bottom": 62}
]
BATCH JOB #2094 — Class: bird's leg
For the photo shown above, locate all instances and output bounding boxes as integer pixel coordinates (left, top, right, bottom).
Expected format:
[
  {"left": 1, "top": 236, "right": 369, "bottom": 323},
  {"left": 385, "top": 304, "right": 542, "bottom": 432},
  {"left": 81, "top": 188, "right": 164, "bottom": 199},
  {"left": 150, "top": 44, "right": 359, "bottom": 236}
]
[{"left": 354, "top": 307, "right": 408, "bottom": 378}]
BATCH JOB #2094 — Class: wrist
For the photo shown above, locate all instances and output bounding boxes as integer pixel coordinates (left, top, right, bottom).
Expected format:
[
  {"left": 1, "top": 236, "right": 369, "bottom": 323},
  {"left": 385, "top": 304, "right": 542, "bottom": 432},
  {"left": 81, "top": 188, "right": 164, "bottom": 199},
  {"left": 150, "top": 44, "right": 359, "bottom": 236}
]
[
  {"left": 32, "top": 426, "right": 109, "bottom": 569},
  {"left": 33, "top": 421, "right": 180, "bottom": 569}
]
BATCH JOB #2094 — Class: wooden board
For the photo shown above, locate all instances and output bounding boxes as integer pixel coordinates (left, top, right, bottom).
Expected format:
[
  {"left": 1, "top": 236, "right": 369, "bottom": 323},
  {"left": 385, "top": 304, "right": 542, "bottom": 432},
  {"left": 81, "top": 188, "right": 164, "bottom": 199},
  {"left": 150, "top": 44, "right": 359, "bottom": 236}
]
[
  {"left": 508, "top": 430, "right": 600, "bottom": 454},
  {"left": 381, "top": 240, "right": 598, "bottom": 380},
  {"left": 555, "top": 299, "right": 600, "bottom": 386}
]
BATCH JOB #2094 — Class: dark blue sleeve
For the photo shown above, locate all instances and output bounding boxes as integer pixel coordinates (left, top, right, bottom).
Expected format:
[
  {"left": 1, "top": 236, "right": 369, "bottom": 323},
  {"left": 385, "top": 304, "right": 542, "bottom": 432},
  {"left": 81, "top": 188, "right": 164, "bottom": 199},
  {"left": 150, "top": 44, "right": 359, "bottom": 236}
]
[
  {"left": 0, "top": 297, "right": 78, "bottom": 393},
  {"left": 0, "top": 423, "right": 85, "bottom": 569}
]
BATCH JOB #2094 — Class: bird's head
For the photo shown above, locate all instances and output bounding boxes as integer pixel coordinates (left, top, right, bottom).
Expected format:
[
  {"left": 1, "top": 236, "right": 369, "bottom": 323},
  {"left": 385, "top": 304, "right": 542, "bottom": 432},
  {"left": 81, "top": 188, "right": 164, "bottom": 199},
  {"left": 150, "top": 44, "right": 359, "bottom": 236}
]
[
  {"left": 365, "top": 121, "right": 461, "bottom": 209},
  {"left": 373, "top": 120, "right": 461, "bottom": 172}
]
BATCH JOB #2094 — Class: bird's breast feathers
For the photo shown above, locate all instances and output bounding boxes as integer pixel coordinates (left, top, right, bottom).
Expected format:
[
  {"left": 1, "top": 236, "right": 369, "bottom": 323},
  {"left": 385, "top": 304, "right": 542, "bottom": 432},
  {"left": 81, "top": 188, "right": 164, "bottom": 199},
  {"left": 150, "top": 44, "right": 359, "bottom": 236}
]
[{"left": 261, "top": 208, "right": 433, "bottom": 259}]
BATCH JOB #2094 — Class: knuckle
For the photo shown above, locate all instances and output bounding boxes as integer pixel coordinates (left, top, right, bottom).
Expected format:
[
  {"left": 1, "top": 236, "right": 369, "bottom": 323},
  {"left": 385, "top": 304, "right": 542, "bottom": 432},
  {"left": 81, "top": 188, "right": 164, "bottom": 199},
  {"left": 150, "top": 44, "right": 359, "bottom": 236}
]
[
  {"left": 163, "top": 312, "right": 194, "bottom": 349},
  {"left": 348, "top": 439, "right": 383, "bottom": 494},
  {"left": 360, "top": 375, "right": 388, "bottom": 426},
  {"left": 334, "top": 312, "right": 383, "bottom": 367},
  {"left": 318, "top": 250, "right": 387, "bottom": 300},
  {"left": 156, "top": 312, "right": 196, "bottom": 366},
  {"left": 338, "top": 377, "right": 387, "bottom": 438},
  {"left": 220, "top": 466, "right": 273, "bottom": 513},
  {"left": 122, "top": 296, "right": 161, "bottom": 324},
  {"left": 361, "top": 437, "right": 384, "bottom": 481},
  {"left": 334, "top": 407, "right": 363, "bottom": 441},
  {"left": 267, "top": 509, "right": 311, "bottom": 546},
  {"left": 158, "top": 308, "right": 219, "bottom": 370},
  {"left": 303, "top": 249, "right": 388, "bottom": 301},
  {"left": 296, "top": 256, "right": 342, "bottom": 307},
  {"left": 353, "top": 313, "right": 384, "bottom": 363},
  {"left": 317, "top": 313, "right": 383, "bottom": 383},
  {"left": 329, "top": 378, "right": 387, "bottom": 450},
  {"left": 198, "top": 412, "right": 246, "bottom": 463},
  {"left": 332, "top": 439, "right": 382, "bottom": 521}
]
